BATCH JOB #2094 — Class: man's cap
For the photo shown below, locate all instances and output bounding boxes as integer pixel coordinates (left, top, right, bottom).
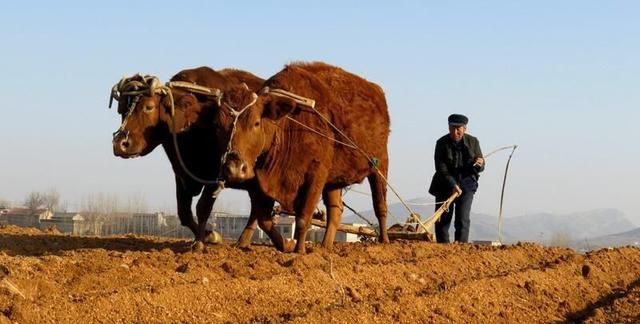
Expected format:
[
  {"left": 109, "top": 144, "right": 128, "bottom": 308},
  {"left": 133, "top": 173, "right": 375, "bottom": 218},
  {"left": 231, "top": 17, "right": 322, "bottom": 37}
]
[{"left": 448, "top": 114, "right": 468, "bottom": 126}]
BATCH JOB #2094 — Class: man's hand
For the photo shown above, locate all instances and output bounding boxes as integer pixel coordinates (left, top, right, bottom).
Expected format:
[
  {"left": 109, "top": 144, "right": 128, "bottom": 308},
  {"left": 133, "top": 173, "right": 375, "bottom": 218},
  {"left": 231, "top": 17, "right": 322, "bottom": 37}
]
[
  {"left": 453, "top": 185, "right": 462, "bottom": 196},
  {"left": 473, "top": 157, "right": 484, "bottom": 167}
]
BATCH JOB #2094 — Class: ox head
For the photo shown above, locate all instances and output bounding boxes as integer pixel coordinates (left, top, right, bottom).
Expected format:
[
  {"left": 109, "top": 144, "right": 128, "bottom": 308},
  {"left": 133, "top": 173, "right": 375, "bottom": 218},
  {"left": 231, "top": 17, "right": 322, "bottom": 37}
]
[
  {"left": 217, "top": 86, "right": 310, "bottom": 183},
  {"left": 109, "top": 72, "right": 221, "bottom": 158},
  {"left": 110, "top": 75, "right": 164, "bottom": 158}
]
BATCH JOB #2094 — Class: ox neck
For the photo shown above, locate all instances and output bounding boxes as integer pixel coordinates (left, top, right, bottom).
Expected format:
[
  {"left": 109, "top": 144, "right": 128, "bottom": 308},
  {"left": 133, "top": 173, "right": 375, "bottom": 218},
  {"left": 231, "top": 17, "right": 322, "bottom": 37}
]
[{"left": 259, "top": 119, "right": 281, "bottom": 159}]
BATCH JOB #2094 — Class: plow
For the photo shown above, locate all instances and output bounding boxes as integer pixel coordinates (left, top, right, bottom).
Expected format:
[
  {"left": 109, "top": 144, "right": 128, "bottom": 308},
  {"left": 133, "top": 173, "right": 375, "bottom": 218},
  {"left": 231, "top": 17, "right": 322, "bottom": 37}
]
[{"left": 309, "top": 192, "right": 460, "bottom": 242}]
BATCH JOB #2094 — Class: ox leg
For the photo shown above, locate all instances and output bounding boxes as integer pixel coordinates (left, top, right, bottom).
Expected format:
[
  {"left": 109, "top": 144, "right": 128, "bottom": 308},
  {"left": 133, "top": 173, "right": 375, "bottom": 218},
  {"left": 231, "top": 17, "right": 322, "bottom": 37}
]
[
  {"left": 368, "top": 169, "right": 390, "bottom": 243},
  {"left": 195, "top": 184, "right": 217, "bottom": 244},
  {"left": 176, "top": 180, "right": 199, "bottom": 237},
  {"left": 294, "top": 175, "right": 326, "bottom": 254},
  {"left": 236, "top": 182, "right": 260, "bottom": 249},
  {"left": 252, "top": 192, "right": 295, "bottom": 253},
  {"left": 320, "top": 188, "right": 343, "bottom": 251},
  {"left": 235, "top": 213, "right": 258, "bottom": 249}
]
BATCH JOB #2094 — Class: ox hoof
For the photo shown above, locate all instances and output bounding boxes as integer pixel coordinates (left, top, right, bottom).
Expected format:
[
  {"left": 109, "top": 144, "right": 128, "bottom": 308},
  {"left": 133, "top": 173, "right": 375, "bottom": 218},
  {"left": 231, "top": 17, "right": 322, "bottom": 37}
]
[
  {"left": 283, "top": 239, "right": 296, "bottom": 253},
  {"left": 319, "top": 243, "right": 334, "bottom": 252},
  {"left": 191, "top": 241, "right": 205, "bottom": 253},
  {"left": 204, "top": 231, "right": 222, "bottom": 244},
  {"left": 234, "top": 241, "right": 252, "bottom": 251}
]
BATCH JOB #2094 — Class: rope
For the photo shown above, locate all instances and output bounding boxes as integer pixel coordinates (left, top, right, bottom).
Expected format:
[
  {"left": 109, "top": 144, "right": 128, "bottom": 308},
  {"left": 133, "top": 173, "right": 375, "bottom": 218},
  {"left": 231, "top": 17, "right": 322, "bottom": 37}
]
[
  {"left": 405, "top": 200, "right": 447, "bottom": 206},
  {"left": 341, "top": 187, "right": 370, "bottom": 196},
  {"left": 342, "top": 186, "right": 396, "bottom": 222},
  {"left": 484, "top": 145, "right": 518, "bottom": 159},
  {"left": 285, "top": 117, "right": 357, "bottom": 149},
  {"left": 342, "top": 201, "right": 378, "bottom": 233},
  {"left": 288, "top": 94, "right": 418, "bottom": 219}
]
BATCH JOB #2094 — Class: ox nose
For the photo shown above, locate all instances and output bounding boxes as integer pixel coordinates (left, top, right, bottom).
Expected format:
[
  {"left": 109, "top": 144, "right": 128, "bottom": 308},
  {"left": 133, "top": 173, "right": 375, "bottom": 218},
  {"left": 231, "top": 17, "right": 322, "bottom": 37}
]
[
  {"left": 119, "top": 139, "right": 130, "bottom": 152},
  {"left": 223, "top": 151, "right": 249, "bottom": 182},
  {"left": 112, "top": 134, "right": 131, "bottom": 156},
  {"left": 114, "top": 137, "right": 131, "bottom": 154}
]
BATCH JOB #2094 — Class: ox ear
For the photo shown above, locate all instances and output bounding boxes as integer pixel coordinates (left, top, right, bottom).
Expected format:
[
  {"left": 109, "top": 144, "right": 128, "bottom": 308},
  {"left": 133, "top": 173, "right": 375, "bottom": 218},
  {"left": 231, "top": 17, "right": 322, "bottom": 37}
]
[
  {"left": 160, "top": 93, "right": 201, "bottom": 131},
  {"left": 262, "top": 95, "right": 297, "bottom": 121}
]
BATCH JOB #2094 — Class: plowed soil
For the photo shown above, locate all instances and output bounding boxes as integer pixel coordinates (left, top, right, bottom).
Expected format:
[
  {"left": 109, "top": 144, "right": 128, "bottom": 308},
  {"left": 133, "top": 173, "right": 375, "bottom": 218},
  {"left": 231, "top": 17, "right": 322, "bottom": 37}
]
[{"left": 0, "top": 225, "right": 639, "bottom": 323}]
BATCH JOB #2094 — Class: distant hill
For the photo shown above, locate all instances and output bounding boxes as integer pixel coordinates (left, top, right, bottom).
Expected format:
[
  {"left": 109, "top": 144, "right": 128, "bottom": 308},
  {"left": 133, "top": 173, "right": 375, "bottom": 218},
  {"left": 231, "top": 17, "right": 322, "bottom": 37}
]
[
  {"left": 570, "top": 227, "right": 640, "bottom": 251},
  {"left": 343, "top": 198, "right": 635, "bottom": 245},
  {"left": 501, "top": 209, "right": 636, "bottom": 243}
]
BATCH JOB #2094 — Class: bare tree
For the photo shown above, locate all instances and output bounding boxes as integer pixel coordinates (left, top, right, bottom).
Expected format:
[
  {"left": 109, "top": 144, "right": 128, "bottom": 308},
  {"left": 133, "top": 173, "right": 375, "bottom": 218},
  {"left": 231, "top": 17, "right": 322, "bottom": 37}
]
[
  {"left": 549, "top": 230, "right": 573, "bottom": 248},
  {"left": 125, "top": 192, "right": 148, "bottom": 214},
  {"left": 58, "top": 200, "right": 69, "bottom": 213},
  {"left": 24, "top": 191, "right": 46, "bottom": 211},
  {"left": 43, "top": 188, "right": 60, "bottom": 212},
  {"left": 78, "top": 192, "right": 151, "bottom": 236},
  {"left": 0, "top": 198, "right": 10, "bottom": 209},
  {"left": 80, "top": 193, "right": 121, "bottom": 235}
]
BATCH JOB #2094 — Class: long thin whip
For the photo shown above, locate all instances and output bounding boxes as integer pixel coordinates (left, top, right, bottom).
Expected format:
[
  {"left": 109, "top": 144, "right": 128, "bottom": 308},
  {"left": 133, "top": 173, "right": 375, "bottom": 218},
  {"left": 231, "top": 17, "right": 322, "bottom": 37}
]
[{"left": 497, "top": 145, "right": 517, "bottom": 243}]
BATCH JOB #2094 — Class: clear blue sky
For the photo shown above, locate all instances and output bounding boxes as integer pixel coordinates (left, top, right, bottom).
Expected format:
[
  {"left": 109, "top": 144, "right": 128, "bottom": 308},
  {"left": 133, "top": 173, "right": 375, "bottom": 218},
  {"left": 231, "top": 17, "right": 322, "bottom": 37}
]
[{"left": 1, "top": 1, "right": 638, "bottom": 225}]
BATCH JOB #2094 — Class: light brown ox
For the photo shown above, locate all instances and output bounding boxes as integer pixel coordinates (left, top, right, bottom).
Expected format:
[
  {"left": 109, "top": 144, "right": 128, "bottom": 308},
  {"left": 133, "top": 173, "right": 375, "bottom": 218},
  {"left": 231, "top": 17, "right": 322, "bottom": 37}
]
[{"left": 217, "top": 62, "right": 391, "bottom": 253}]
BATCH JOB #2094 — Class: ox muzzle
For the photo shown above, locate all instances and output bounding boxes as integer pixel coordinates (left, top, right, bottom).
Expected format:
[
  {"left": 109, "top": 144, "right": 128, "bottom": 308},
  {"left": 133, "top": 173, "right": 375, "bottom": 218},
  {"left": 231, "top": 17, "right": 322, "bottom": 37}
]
[
  {"left": 221, "top": 151, "right": 253, "bottom": 183},
  {"left": 112, "top": 130, "right": 140, "bottom": 158}
]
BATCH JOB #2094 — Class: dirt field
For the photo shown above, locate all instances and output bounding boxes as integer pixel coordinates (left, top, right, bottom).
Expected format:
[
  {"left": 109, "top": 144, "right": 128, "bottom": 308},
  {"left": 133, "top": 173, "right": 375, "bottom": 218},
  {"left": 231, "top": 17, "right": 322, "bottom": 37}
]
[{"left": 0, "top": 225, "right": 638, "bottom": 323}]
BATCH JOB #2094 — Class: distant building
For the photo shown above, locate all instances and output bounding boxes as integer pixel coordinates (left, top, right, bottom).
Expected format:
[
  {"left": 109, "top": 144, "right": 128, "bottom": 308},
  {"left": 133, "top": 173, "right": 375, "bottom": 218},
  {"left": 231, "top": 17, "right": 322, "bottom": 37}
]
[
  {"left": 214, "top": 213, "right": 264, "bottom": 242},
  {"left": 274, "top": 216, "right": 296, "bottom": 240},
  {"left": 0, "top": 208, "right": 52, "bottom": 228},
  {"left": 472, "top": 240, "right": 502, "bottom": 247},
  {"left": 40, "top": 212, "right": 88, "bottom": 235},
  {"left": 101, "top": 212, "right": 168, "bottom": 236},
  {"left": 308, "top": 223, "right": 368, "bottom": 243},
  {"left": 270, "top": 216, "right": 366, "bottom": 243},
  {"left": 132, "top": 212, "right": 167, "bottom": 235},
  {"left": 162, "top": 215, "right": 196, "bottom": 239}
]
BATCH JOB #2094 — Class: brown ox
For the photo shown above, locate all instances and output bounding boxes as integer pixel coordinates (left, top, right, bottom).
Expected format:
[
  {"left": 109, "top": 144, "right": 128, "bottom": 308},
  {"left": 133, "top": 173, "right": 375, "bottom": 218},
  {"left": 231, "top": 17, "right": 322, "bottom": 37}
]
[
  {"left": 110, "top": 67, "right": 291, "bottom": 247},
  {"left": 217, "top": 62, "right": 391, "bottom": 253}
]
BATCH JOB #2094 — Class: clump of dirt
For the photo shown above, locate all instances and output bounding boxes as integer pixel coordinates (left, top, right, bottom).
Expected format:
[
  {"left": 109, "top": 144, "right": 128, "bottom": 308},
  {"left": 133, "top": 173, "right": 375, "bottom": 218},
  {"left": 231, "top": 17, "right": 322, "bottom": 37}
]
[{"left": 0, "top": 225, "right": 638, "bottom": 323}]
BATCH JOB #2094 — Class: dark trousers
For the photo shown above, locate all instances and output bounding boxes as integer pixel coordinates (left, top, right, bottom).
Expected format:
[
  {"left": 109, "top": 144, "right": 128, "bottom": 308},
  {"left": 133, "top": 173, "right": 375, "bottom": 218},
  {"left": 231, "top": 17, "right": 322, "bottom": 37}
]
[{"left": 434, "top": 191, "right": 474, "bottom": 243}]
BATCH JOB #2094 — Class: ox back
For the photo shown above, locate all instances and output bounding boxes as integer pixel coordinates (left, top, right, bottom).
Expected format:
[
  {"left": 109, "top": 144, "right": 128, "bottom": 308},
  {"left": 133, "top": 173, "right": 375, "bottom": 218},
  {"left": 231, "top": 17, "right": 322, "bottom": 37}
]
[
  {"left": 256, "top": 62, "right": 390, "bottom": 209},
  {"left": 253, "top": 62, "right": 391, "bottom": 251}
]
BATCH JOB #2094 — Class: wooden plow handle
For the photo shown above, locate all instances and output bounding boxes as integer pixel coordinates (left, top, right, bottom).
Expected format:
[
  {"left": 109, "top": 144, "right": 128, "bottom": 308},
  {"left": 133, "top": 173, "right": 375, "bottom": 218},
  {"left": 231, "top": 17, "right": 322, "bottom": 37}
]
[{"left": 422, "top": 192, "right": 460, "bottom": 229}]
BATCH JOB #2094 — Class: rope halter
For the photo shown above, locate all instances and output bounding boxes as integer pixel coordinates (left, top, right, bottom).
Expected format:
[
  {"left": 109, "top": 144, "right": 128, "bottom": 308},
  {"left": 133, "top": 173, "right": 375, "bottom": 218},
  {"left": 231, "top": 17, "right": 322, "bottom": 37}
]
[
  {"left": 109, "top": 74, "right": 224, "bottom": 136},
  {"left": 109, "top": 73, "right": 227, "bottom": 189},
  {"left": 218, "top": 92, "right": 258, "bottom": 168},
  {"left": 217, "top": 87, "right": 317, "bottom": 171},
  {"left": 109, "top": 74, "right": 163, "bottom": 139}
]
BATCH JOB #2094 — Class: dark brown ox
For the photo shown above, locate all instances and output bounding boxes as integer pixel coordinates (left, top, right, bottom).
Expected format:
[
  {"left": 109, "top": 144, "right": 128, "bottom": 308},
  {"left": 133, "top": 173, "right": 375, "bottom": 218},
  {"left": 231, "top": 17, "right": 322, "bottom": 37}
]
[
  {"left": 110, "top": 67, "right": 288, "bottom": 247},
  {"left": 218, "top": 62, "right": 391, "bottom": 253}
]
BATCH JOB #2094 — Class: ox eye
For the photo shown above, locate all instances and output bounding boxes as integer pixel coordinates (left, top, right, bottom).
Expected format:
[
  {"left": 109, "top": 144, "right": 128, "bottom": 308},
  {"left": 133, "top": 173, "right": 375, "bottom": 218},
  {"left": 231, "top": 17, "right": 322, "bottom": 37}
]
[
  {"left": 254, "top": 120, "right": 260, "bottom": 128},
  {"left": 143, "top": 104, "right": 155, "bottom": 113}
]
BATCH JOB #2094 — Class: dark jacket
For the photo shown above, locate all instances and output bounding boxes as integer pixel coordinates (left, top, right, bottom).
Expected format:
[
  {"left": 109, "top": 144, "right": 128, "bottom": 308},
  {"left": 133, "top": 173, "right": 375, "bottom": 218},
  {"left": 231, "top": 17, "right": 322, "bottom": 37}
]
[{"left": 428, "top": 133, "right": 484, "bottom": 197}]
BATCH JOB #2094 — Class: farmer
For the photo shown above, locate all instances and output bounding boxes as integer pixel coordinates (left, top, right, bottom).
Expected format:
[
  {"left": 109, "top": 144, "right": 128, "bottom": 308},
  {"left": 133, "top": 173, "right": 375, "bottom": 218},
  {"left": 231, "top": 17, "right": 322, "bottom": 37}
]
[{"left": 428, "top": 114, "right": 484, "bottom": 243}]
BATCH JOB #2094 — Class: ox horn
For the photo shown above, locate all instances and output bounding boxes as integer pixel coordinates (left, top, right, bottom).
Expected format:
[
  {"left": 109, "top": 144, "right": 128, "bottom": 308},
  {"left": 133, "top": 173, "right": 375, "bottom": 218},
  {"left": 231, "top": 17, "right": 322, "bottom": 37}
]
[
  {"left": 148, "top": 77, "right": 160, "bottom": 95},
  {"left": 109, "top": 84, "right": 119, "bottom": 108},
  {"left": 109, "top": 75, "right": 129, "bottom": 108}
]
